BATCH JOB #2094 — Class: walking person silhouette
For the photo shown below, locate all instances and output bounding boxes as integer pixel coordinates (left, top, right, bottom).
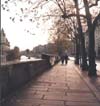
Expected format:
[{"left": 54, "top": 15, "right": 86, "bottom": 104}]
[{"left": 60, "top": 51, "right": 68, "bottom": 65}]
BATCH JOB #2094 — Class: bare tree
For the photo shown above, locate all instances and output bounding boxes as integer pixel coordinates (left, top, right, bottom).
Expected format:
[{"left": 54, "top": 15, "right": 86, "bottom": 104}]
[
  {"left": 83, "top": 0, "right": 100, "bottom": 76},
  {"left": 73, "top": 0, "right": 88, "bottom": 70},
  {"left": 48, "top": 18, "right": 72, "bottom": 55}
]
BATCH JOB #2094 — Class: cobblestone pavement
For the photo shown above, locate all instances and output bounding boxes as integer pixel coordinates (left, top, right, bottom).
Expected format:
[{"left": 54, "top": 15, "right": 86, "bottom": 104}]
[{"left": 2, "top": 60, "right": 100, "bottom": 106}]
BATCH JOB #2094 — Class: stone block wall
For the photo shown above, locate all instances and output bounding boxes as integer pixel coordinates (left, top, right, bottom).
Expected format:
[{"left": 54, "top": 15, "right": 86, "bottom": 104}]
[{"left": 0, "top": 59, "right": 50, "bottom": 102}]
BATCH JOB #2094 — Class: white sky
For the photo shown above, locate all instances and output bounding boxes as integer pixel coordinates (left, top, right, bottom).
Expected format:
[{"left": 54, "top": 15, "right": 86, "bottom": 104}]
[{"left": 1, "top": 2, "right": 50, "bottom": 51}]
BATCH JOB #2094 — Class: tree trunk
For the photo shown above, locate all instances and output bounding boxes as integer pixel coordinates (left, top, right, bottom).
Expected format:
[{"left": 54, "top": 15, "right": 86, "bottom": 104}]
[
  {"left": 83, "top": 0, "right": 97, "bottom": 76},
  {"left": 88, "top": 29, "right": 97, "bottom": 76},
  {"left": 79, "top": 30, "right": 88, "bottom": 70},
  {"left": 75, "top": 36, "right": 80, "bottom": 64},
  {"left": 75, "top": 0, "right": 88, "bottom": 70}
]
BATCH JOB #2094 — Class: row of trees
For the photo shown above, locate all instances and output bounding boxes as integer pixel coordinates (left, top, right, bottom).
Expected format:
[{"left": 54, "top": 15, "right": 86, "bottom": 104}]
[
  {"left": 73, "top": 0, "right": 100, "bottom": 76},
  {"left": 47, "top": 0, "right": 100, "bottom": 76},
  {"left": 2, "top": 0, "right": 100, "bottom": 76}
]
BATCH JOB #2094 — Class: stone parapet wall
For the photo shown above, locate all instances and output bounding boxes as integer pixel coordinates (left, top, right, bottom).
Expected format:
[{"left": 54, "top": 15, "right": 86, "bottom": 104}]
[{"left": 0, "top": 59, "right": 50, "bottom": 102}]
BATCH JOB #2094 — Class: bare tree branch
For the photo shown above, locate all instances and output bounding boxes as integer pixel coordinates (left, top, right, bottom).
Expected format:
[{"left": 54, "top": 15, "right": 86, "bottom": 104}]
[
  {"left": 93, "top": 12, "right": 100, "bottom": 30},
  {"left": 55, "top": 0, "right": 65, "bottom": 14},
  {"left": 89, "top": 0, "right": 100, "bottom": 8},
  {"left": 62, "top": 13, "right": 86, "bottom": 19}
]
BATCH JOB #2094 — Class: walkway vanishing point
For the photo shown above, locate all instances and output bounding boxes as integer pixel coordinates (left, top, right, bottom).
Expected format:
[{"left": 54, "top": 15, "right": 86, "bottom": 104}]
[{"left": 2, "top": 60, "right": 100, "bottom": 106}]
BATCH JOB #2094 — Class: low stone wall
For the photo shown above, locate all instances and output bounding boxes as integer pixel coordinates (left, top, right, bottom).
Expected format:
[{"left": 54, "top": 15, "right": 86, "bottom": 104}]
[{"left": 0, "top": 59, "right": 51, "bottom": 102}]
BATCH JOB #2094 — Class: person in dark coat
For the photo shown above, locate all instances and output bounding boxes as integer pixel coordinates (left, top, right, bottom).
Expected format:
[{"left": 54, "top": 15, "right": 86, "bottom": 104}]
[
  {"left": 64, "top": 53, "right": 68, "bottom": 64},
  {"left": 60, "top": 51, "right": 68, "bottom": 65},
  {"left": 60, "top": 53, "right": 65, "bottom": 64}
]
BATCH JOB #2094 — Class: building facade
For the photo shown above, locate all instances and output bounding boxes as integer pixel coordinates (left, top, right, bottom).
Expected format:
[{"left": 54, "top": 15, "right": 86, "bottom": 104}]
[{"left": 0, "top": 28, "right": 10, "bottom": 63}]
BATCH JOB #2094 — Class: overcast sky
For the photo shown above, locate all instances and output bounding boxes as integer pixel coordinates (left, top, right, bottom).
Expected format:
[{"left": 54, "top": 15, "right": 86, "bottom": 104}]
[{"left": 1, "top": 0, "right": 52, "bottom": 51}]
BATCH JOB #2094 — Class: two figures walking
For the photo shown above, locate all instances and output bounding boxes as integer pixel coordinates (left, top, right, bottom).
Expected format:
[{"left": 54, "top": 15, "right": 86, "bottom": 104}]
[{"left": 60, "top": 51, "right": 68, "bottom": 65}]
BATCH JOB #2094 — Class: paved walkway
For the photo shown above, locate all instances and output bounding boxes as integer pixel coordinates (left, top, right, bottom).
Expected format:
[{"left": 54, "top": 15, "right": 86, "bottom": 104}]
[{"left": 2, "top": 60, "right": 100, "bottom": 106}]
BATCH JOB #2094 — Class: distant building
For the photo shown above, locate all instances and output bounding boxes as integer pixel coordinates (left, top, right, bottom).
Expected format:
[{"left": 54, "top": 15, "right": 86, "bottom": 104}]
[
  {"left": 32, "top": 43, "right": 57, "bottom": 58},
  {"left": 85, "top": 18, "right": 100, "bottom": 58},
  {"left": 0, "top": 28, "right": 10, "bottom": 63}
]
